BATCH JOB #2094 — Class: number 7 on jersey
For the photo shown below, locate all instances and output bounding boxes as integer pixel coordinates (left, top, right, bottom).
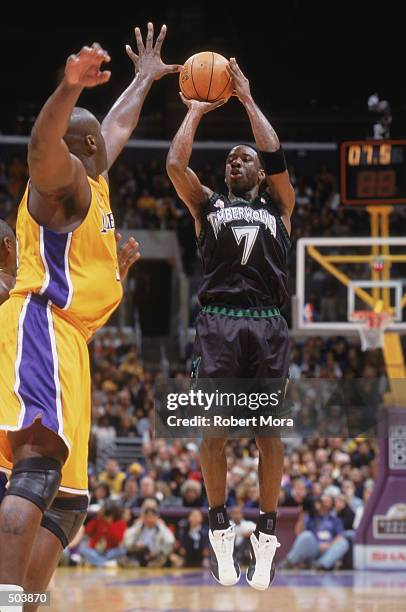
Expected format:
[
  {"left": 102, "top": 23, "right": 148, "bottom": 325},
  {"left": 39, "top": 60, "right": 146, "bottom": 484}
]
[{"left": 232, "top": 225, "right": 260, "bottom": 265}]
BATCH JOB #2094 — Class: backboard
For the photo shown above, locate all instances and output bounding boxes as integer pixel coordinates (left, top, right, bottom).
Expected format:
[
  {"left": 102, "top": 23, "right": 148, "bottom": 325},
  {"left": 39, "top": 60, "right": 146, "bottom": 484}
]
[{"left": 293, "top": 237, "right": 406, "bottom": 336}]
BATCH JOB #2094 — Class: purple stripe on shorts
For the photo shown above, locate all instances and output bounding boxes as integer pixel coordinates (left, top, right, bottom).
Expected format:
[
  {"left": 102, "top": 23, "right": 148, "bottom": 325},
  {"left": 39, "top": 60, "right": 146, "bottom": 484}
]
[
  {"left": 18, "top": 294, "right": 60, "bottom": 433},
  {"left": 42, "top": 227, "right": 71, "bottom": 309}
]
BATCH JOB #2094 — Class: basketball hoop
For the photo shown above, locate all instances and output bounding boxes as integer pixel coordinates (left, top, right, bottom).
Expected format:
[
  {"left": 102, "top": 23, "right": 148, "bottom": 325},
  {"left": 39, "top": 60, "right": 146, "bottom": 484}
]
[{"left": 351, "top": 310, "right": 393, "bottom": 351}]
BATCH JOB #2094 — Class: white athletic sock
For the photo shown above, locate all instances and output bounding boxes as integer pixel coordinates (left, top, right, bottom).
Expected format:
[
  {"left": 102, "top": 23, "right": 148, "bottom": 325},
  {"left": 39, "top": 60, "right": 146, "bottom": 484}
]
[{"left": 0, "top": 584, "right": 24, "bottom": 612}]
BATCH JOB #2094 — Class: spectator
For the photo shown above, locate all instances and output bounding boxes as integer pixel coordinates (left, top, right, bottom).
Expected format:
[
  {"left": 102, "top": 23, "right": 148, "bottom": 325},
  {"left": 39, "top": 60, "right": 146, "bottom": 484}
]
[
  {"left": 89, "top": 482, "right": 111, "bottom": 508},
  {"left": 120, "top": 477, "right": 139, "bottom": 509},
  {"left": 281, "top": 477, "right": 312, "bottom": 508},
  {"left": 334, "top": 494, "right": 356, "bottom": 569},
  {"left": 171, "top": 509, "right": 209, "bottom": 568},
  {"left": 229, "top": 505, "right": 256, "bottom": 565},
  {"left": 351, "top": 440, "right": 375, "bottom": 468},
  {"left": 353, "top": 480, "right": 374, "bottom": 529},
  {"left": 117, "top": 414, "right": 138, "bottom": 437},
  {"left": 181, "top": 480, "right": 203, "bottom": 508},
  {"left": 283, "top": 494, "right": 349, "bottom": 570},
  {"left": 342, "top": 478, "right": 363, "bottom": 511},
  {"left": 98, "top": 458, "right": 126, "bottom": 496},
  {"left": 334, "top": 494, "right": 355, "bottom": 533},
  {"left": 350, "top": 468, "right": 365, "bottom": 499},
  {"left": 79, "top": 504, "right": 127, "bottom": 567},
  {"left": 243, "top": 483, "right": 260, "bottom": 509},
  {"left": 136, "top": 476, "right": 159, "bottom": 506},
  {"left": 121, "top": 501, "right": 175, "bottom": 567}
]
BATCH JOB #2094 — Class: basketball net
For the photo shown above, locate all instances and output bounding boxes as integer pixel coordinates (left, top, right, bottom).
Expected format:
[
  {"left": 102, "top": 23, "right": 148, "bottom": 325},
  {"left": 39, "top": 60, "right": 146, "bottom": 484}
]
[{"left": 351, "top": 301, "right": 393, "bottom": 351}]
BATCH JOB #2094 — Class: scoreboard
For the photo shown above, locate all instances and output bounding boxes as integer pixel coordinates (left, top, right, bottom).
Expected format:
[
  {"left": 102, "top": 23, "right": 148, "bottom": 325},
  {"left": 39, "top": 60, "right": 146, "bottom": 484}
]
[{"left": 340, "top": 140, "right": 406, "bottom": 205}]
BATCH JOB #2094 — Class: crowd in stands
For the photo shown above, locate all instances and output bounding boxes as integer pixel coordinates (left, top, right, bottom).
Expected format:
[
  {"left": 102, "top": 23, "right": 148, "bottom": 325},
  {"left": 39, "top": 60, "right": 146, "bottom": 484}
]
[
  {"left": 61, "top": 424, "right": 377, "bottom": 570},
  {"left": 56, "top": 328, "right": 380, "bottom": 570},
  {"left": 0, "top": 154, "right": 379, "bottom": 248},
  {"left": 0, "top": 153, "right": 385, "bottom": 570}
]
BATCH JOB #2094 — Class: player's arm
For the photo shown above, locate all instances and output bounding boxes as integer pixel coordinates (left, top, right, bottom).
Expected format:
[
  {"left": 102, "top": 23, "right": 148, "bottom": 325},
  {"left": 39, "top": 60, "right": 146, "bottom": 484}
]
[
  {"left": 166, "top": 95, "right": 226, "bottom": 219},
  {"left": 101, "top": 23, "right": 181, "bottom": 172},
  {"left": 28, "top": 44, "right": 111, "bottom": 226},
  {"left": 228, "top": 58, "right": 295, "bottom": 231}
]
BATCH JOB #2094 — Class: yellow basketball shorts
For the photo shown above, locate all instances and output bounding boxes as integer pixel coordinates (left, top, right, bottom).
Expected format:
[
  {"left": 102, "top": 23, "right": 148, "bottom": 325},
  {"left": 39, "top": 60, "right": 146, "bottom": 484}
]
[{"left": 0, "top": 293, "right": 91, "bottom": 494}]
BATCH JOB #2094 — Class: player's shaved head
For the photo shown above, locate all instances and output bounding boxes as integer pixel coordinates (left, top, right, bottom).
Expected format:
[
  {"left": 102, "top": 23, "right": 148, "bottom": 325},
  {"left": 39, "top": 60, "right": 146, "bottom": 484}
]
[
  {"left": 66, "top": 107, "right": 101, "bottom": 138},
  {"left": 63, "top": 106, "right": 107, "bottom": 177}
]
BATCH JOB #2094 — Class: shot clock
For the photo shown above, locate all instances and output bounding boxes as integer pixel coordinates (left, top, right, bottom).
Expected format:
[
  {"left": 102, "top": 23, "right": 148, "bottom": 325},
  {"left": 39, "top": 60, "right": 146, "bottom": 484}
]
[{"left": 340, "top": 140, "right": 406, "bottom": 205}]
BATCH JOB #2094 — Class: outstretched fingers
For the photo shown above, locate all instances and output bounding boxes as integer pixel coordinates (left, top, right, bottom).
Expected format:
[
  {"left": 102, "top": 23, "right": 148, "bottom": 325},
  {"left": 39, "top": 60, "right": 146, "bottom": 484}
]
[
  {"left": 154, "top": 24, "right": 167, "bottom": 53},
  {"left": 146, "top": 21, "right": 154, "bottom": 52},
  {"left": 134, "top": 26, "right": 145, "bottom": 54},
  {"left": 126, "top": 44, "right": 139, "bottom": 69}
]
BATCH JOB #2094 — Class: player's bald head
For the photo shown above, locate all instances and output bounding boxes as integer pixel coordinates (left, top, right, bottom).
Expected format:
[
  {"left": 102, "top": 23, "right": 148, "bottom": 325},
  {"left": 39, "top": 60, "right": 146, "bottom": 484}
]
[
  {"left": 66, "top": 107, "right": 101, "bottom": 138},
  {"left": 63, "top": 107, "right": 107, "bottom": 176}
]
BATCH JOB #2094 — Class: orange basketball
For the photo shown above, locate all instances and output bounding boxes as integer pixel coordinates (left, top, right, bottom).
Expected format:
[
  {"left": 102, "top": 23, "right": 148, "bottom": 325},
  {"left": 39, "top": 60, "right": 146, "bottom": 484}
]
[{"left": 179, "top": 52, "right": 233, "bottom": 102}]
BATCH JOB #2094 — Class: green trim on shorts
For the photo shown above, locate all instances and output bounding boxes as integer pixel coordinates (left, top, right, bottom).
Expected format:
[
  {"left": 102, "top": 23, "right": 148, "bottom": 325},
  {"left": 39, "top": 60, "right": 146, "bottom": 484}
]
[{"left": 201, "top": 305, "right": 281, "bottom": 318}]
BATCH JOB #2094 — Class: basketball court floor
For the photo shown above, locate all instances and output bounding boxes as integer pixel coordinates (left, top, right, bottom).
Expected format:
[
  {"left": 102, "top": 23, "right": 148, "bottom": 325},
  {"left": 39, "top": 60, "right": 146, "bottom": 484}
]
[{"left": 50, "top": 567, "right": 406, "bottom": 611}]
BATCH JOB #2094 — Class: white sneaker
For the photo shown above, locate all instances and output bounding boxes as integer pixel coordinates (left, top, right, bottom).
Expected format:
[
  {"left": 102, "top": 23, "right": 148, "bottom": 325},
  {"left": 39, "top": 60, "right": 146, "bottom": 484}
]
[
  {"left": 246, "top": 532, "right": 280, "bottom": 590},
  {"left": 208, "top": 525, "right": 240, "bottom": 586}
]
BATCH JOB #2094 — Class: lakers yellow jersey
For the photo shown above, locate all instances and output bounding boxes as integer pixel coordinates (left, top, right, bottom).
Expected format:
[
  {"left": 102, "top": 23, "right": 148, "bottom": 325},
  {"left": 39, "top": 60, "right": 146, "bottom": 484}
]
[{"left": 11, "top": 175, "right": 123, "bottom": 339}]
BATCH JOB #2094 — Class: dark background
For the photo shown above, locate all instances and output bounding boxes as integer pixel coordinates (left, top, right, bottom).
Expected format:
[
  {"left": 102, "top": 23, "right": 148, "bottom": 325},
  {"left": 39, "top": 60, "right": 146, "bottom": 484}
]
[{"left": 0, "top": 1, "right": 404, "bottom": 140}]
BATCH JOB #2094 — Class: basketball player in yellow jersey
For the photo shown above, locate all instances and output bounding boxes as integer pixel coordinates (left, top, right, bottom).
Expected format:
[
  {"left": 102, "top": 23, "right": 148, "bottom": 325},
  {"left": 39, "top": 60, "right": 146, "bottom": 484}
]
[
  {"left": 0, "top": 24, "right": 180, "bottom": 605},
  {"left": 0, "top": 219, "right": 139, "bottom": 606}
]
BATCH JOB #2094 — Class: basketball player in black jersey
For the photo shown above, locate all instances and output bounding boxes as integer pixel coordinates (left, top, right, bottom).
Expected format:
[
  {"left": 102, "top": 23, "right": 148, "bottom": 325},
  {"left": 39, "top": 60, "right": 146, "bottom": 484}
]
[{"left": 167, "top": 58, "right": 295, "bottom": 590}]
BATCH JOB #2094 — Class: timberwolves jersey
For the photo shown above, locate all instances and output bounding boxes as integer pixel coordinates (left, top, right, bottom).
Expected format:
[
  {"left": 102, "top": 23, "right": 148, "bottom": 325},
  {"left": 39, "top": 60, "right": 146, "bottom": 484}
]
[
  {"left": 197, "top": 190, "right": 290, "bottom": 308},
  {"left": 10, "top": 175, "right": 123, "bottom": 339}
]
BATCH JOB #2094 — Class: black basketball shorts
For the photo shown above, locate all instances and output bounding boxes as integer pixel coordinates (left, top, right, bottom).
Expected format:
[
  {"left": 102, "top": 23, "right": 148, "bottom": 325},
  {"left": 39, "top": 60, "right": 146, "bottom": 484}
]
[{"left": 192, "top": 305, "right": 290, "bottom": 380}]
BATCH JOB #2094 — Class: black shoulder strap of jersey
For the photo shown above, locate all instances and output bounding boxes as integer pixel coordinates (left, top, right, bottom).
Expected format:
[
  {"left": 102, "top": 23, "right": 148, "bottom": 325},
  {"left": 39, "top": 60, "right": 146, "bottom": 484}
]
[{"left": 209, "top": 191, "right": 219, "bottom": 205}]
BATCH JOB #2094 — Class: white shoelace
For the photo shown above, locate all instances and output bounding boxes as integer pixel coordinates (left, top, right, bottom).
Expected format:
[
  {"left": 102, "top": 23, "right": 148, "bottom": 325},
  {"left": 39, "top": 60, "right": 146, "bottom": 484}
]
[
  {"left": 255, "top": 537, "right": 280, "bottom": 581},
  {"left": 213, "top": 527, "right": 235, "bottom": 561}
]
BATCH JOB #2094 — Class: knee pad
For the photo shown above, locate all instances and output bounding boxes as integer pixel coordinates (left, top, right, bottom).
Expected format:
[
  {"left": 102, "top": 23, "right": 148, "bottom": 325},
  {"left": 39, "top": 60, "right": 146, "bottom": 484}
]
[
  {"left": 41, "top": 495, "right": 88, "bottom": 548},
  {"left": 6, "top": 456, "right": 62, "bottom": 512}
]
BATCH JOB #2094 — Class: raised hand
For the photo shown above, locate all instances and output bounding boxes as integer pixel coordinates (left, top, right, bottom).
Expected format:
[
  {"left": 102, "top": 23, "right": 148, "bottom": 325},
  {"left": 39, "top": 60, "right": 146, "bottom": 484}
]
[
  {"left": 227, "top": 57, "right": 252, "bottom": 104},
  {"left": 65, "top": 42, "right": 111, "bottom": 88},
  {"left": 125, "top": 22, "right": 182, "bottom": 81},
  {"left": 179, "top": 92, "right": 227, "bottom": 115},
  {"left": 115, "top": 233, "right": 141, "bottom": 281}
]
